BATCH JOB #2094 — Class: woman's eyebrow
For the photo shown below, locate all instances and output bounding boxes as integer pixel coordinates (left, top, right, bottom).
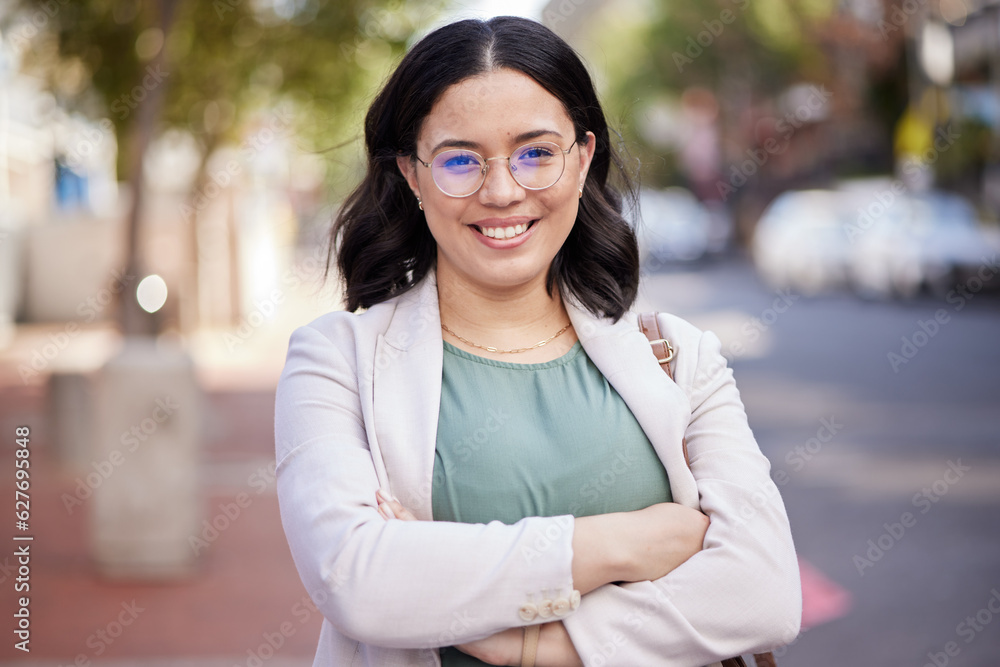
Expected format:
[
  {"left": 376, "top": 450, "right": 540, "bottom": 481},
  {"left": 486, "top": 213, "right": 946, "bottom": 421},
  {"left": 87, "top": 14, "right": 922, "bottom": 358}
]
[
  {"left": 512, "top": 128, "right": 563, "bottom": 144},
  {"left": 429, "top": 138, "right": 479, "bottom": 155},
  {"left": 428, "top": 129, "right": 564, "bottom": 156}
]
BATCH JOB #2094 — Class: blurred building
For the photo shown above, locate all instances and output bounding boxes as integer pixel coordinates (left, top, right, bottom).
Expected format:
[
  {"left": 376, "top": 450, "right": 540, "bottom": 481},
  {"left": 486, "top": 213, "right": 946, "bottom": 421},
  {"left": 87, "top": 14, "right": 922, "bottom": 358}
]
[
  {"left": 0, "top": 54, "right": 125, "bottom": 345},
  {"left": 0, "top": 71, "right": 304, "bottom": 344}
]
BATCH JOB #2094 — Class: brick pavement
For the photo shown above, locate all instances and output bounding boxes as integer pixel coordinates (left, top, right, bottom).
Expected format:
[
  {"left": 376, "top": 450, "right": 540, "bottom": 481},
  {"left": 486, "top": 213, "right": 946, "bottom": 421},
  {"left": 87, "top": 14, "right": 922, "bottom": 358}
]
[{"left": 0, "top": 377, "right": 323, "bottom": 665}]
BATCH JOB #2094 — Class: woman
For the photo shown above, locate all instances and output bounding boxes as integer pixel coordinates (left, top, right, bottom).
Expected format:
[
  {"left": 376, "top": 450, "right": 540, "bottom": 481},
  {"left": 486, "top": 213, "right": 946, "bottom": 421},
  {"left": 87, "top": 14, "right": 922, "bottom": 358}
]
[{"left": 275, "top": 16, "right": 800, "bottom": 667}]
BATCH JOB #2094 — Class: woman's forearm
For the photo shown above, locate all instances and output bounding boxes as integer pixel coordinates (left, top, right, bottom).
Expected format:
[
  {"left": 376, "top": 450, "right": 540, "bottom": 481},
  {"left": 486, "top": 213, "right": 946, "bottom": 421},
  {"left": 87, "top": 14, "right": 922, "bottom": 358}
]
[
  {"left": 570, "top": 513, "right": 629, "bottom": 594},
  {"left": 572, "top": 502, "right": 709, "bottom": 594}
]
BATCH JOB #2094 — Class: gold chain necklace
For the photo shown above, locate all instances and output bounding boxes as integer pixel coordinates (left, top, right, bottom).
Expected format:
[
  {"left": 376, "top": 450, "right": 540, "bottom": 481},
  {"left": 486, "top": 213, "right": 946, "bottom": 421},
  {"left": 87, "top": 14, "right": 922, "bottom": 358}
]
[{"left": 440, "top": 321, "right": 573, "bottom": 354}]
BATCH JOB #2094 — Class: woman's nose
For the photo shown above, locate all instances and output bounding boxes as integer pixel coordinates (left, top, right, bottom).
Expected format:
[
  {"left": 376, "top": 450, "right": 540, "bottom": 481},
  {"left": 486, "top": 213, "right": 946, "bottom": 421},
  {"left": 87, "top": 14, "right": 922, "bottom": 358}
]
[{"left": 477, "top": 158, "right": 525, "bottom": 207}]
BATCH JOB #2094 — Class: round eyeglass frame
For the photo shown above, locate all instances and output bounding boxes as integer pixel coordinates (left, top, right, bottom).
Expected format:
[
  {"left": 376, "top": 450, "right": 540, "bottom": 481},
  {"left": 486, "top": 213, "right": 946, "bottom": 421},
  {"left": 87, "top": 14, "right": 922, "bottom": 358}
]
[{"left": 412, "top": 139, "right": 579, "bottom": 198}]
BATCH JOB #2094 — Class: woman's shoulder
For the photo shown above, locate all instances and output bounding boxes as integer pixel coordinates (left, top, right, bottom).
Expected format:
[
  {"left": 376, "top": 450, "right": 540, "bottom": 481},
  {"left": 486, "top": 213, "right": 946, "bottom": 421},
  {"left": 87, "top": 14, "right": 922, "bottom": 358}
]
[
  {"left": 285, "top": 299, "right": 401, "bottom": 361},
  {"left": 629, "top": 310, "right": 709, "bottom": 350},
  {"left": 632, "top": 310, "right": 729, "bottom": 395},
  {"left": 298, "top": 273, "right": 437, "bottom": 341},
  {"left": 650, "top": 311, "right": 705, "bottom": 341}
]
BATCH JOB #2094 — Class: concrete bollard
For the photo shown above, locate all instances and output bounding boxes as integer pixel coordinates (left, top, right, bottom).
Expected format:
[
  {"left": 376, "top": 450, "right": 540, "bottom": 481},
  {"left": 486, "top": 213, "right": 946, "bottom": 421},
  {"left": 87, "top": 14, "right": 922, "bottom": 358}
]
[{"left": 91, "top": 336, "right": 202, "bottom": 580}]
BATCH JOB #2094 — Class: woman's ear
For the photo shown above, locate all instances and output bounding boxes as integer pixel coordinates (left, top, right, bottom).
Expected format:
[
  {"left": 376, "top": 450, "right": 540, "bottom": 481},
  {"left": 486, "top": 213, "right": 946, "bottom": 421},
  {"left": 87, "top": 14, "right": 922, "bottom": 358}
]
[
  {"left": 396, "top": 154, "right": 421, "bottom": 199},
  {"left": 578, "top": 131, "right": 597, "bottom": 188}
]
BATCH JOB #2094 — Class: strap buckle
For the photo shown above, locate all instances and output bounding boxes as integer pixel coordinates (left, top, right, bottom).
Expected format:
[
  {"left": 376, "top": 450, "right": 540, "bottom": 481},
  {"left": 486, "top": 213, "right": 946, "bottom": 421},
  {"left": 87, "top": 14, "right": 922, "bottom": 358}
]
[{"left": 648, "top": 338, "right": 675, "bottom": 364}]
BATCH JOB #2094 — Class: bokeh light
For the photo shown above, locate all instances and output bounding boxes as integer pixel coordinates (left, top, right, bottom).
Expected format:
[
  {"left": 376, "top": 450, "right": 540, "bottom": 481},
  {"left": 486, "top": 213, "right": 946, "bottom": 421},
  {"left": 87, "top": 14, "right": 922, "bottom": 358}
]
[{"left": 136, "top": 274, "right": 168, "bottom": 313}]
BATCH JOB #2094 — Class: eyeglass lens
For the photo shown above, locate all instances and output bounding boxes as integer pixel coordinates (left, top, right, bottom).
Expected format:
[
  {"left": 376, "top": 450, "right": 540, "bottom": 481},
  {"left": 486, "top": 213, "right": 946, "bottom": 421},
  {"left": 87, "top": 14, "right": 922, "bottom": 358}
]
[{"left": 430, "top": 142, "right": 567, "bottom": 197}]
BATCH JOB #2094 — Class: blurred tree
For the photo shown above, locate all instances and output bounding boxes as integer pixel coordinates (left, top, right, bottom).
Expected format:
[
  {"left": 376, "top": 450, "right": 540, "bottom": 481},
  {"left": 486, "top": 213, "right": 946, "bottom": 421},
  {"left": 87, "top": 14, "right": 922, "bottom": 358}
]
[
  {"left": 10, "top": 0, "right": 443, "bottom": 333},
  {"left": 591, "top": 0, "right": 839, "bottom": 182},
  {"left": 574, "top": 0, "right": 908, "bottom": 240}
]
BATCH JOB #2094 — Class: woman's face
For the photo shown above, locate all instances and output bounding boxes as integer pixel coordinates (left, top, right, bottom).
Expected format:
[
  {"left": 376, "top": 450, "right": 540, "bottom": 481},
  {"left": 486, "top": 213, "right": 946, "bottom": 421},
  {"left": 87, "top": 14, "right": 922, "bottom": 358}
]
[{"left": 397, "top": 68, "right": 596, "bottom": 295}]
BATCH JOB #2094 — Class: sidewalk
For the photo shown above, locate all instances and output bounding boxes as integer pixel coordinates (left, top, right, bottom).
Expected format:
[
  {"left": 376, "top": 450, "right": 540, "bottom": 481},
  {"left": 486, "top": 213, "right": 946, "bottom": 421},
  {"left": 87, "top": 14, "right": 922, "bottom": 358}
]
[{"left": 0, "top": 321, "right": 325, "bottom": 665}]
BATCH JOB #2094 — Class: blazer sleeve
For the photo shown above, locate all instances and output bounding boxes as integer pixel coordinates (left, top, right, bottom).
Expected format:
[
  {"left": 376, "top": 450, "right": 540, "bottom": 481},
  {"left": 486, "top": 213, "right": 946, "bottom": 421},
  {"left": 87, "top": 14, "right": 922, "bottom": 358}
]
[
  {"left": 561, "top": 327, "right": 802, "bottom": 666},
  {"left": 274, "top": 322, "right": 575, "bottom": 649}
]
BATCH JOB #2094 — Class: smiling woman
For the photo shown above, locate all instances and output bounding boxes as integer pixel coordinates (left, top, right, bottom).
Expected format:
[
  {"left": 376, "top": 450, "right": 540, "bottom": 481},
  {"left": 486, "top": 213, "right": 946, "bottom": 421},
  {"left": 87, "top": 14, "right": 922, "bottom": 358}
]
[{"left": 275, "top": 15, "right": 800, "bottom": 667}]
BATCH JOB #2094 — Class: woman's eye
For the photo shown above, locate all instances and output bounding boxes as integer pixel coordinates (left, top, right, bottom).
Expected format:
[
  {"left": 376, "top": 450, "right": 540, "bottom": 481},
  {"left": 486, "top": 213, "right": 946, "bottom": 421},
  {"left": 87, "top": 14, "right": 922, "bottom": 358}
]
[
  {"left": 520, "top": 146, "right": 555, "bottom": 160},
  {"left": 441, "top": 153, "right": 480, "bottom": 169}
]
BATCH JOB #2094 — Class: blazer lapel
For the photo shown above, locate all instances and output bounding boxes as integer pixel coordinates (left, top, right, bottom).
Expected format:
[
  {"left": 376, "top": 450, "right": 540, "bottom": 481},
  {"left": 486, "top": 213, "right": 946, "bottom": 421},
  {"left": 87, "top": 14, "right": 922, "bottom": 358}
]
[
  {"left": 372, "top": 272, "right": 444, "bottom": 520},
  {"left": 566, "top": 299, "right": 700, "bottom": 508}
]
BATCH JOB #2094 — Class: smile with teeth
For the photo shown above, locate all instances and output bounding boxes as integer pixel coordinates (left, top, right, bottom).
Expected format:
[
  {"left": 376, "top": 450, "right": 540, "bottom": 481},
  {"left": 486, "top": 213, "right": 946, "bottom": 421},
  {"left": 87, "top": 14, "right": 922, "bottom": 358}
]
[{"left": 476, "top": 221, "right": 535, "bottom": 239}]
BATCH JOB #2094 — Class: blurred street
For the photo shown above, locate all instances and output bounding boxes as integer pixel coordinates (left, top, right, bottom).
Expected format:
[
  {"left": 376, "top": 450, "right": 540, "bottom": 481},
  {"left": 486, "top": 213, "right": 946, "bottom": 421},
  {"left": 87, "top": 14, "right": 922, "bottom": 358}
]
[{"left": 637, "top": 256, "right": 1000, "bottom": 666}]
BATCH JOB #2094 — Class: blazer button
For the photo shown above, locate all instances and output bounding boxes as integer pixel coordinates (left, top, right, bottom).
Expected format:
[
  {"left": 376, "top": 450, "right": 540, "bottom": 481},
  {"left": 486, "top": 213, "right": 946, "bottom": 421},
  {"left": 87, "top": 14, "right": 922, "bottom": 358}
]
[
  {"left": 518, "top": 603, "right": 538, "bottom": 622},
  {"left": 570, "top": 590, "right": 581, "bottom": 610},
  {"left": 538, "top": 598, "right": 554, "bottom": 619},
  {"left": 552, "top": 597, "right": 571, "bottom": 617}
]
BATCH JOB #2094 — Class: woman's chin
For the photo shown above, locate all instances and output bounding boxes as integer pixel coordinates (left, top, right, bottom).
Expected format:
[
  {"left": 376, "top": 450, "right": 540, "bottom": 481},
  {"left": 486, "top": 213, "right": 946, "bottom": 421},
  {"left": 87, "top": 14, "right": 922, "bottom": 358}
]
[{"left": 443, "top": 262, "right": 552, "bottom": 295}]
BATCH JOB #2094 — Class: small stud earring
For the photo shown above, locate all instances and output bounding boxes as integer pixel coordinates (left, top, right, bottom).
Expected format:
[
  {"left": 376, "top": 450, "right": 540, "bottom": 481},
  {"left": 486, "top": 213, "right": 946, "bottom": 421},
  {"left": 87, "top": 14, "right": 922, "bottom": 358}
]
[
  {"left": 578, "top": 187, "right": 583, "bottom": 199},
  {"left": 417, "top": 197, "right": 423, "bottom": 211}
]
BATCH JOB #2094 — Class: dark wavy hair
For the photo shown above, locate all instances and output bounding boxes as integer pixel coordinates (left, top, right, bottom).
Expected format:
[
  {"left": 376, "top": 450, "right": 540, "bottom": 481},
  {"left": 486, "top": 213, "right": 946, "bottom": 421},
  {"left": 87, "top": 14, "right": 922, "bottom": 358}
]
[{"left": 327, "top": 16, "right": 639, "bottom": 321}]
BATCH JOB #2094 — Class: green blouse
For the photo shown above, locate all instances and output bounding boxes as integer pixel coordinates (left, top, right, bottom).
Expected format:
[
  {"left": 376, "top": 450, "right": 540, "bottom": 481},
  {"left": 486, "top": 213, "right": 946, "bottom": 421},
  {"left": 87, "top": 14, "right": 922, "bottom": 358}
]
[{"left": 432, "top": 340, "right": 672, "bottom": 665}]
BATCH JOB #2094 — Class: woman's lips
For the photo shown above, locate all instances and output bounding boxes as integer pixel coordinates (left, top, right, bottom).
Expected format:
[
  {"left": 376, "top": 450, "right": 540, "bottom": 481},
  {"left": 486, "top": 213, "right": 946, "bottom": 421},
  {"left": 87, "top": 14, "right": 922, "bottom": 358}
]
[
  {"left": 475, "top": 221, "right": 532, "bottom": 239},
  {"left": 470, "top": 219, "right": 538, "bottom": 248}
]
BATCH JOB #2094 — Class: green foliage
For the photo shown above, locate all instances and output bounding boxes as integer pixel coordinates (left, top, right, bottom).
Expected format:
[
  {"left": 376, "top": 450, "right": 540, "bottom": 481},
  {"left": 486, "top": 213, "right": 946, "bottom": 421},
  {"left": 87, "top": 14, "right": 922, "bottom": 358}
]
[
  {"left": 612, "top": 0, "right": 833, "bottom": 95},
  {"left": 14, "top": 0, "right": 443, "bottom": 192},
  {"left": 580, "top": 0, "right": 840, "bottom": 187}
]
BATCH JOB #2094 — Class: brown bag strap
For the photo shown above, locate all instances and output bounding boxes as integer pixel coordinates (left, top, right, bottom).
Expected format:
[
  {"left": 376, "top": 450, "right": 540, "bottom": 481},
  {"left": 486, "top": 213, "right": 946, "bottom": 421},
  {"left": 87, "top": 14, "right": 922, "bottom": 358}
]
[
  {"left": 639, "top": 313, "right": 777, "bottom": 667},
  {"left": 638, "top": 312, "right": 676, "bottom": 379},
  {"left": 638, "top": 312, "right": 686, "bottom": 465}
]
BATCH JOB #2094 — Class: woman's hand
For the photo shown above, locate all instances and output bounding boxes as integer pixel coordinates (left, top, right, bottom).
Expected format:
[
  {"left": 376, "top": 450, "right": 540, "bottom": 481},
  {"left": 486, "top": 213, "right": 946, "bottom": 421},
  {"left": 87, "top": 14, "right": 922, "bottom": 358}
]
[
  {"left": 455, "top": 627, "right": 522, "bottom": 666},
  {"left": 375, "top": 489, "right": 417, "bottom": 521}
]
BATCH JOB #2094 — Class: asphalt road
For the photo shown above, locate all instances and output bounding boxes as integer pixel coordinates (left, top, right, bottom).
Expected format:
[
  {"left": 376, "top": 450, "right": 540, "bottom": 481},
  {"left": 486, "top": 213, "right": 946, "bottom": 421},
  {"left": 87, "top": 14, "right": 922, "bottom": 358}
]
[{"left": 636, "top": 255, "right": 1000, "bottom": 667}]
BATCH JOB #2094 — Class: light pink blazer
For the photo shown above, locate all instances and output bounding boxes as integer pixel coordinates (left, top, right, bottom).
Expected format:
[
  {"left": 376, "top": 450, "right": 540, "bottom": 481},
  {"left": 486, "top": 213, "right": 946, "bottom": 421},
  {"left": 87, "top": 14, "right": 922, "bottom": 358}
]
[{"left": 274, "top": 269, "right": 801, "bottom": 666}]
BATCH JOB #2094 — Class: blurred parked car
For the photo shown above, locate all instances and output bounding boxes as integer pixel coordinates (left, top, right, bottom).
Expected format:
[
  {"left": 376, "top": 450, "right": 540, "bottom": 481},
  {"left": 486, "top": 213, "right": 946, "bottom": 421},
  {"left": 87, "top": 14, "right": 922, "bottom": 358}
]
[
  {"left": 751, "top": 189, "right": 853, "bottom": 294},
  {"left": 634, "top": 187, "right": 731, "bottom": 265},
  {"left": 752, "top": 186, "right": 998, "bottom": 299},
  {"left": 848, "top": 190, "right": 997, "bottom": 298}
]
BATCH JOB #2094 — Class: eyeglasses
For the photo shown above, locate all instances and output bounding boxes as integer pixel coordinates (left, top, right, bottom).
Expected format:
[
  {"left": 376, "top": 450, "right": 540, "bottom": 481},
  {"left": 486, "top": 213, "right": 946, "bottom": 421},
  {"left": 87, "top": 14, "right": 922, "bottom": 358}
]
[{"left": 413, "top": 140, "right": 578, "bottom": 198}]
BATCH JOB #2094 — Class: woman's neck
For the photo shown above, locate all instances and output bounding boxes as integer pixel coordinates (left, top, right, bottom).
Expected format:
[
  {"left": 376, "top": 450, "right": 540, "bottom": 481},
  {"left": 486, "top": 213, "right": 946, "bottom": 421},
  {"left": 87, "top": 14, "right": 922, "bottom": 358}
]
[{"left": 435, "top": 264, "right": 576, "bottom": 358}]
